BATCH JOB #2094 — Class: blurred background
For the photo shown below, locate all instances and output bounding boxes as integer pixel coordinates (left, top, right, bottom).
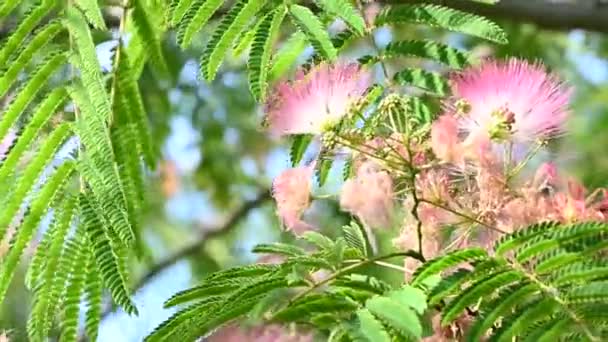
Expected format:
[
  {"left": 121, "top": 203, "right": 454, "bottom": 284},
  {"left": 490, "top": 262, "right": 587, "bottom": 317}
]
[{"left": 1, "top": 0, "right": 608, "bottom": 340}]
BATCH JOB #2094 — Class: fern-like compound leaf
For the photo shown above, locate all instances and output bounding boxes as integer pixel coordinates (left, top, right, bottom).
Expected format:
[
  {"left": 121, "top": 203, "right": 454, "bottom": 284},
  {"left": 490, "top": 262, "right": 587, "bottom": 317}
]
[
  {"left": 315, "top": 0, "right": 366, "bottom": 36},
  {"left": 0, "top": 161, "right": 75, "bottom": 303},
  {"left": 0, "top": 0, "right": 56, "bottom": 65},
  {"left": 248, "top": 6, "right": 286, "bottom": 101},
  {"left": 268, "top": 31, "right": 308, "bottom": 81},
  {"left": 176, "top": 0, "right": 224, "bottom": 47},
  {"left": 393, "top": 68, "right": 450, "bottom": 96},
  {"left": 289, "top": 4, "right": 337, "bottom": 61},
  {"left": 200, "top": 0, "right": 268, "bottom": 81},
  {"left": 74, "top": 0, "right": 107, "bottom": 30},
  {"left": 375, "top": 4, "right": 508, "bottom": 44}
]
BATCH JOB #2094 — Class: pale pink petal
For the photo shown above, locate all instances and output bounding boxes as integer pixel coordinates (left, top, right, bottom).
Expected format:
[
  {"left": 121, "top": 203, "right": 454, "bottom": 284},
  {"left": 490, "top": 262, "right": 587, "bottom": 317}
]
[
  {"left": 340, "top": 161, "right": 394, "bottom": 228},
  {"left": 533, "top": 162, "right": 559, "bottom": 189},
  {"left": 266, "top": 62, "right": 371, "bottom": 136},
  {"left": 430, "top": 115, "right": 464, "bottom": 166},
  {"left": 272, "top": 166, "right": 314, "bottom": 233},
  {"left": 446, "top": 58, "right": 571, "bottom": 160}
]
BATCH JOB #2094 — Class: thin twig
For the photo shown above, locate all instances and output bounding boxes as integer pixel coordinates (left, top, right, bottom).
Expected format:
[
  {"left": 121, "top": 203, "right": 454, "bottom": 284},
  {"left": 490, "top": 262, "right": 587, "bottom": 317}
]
[
  {"left": 287, "top": 250, "right": 423, "bottom": 305},
  {"left": 419, "top": 198, "right": 507, "bottom": 234},
  {"left": 98, "top": 190, "right": 272, "bottom": 321}
]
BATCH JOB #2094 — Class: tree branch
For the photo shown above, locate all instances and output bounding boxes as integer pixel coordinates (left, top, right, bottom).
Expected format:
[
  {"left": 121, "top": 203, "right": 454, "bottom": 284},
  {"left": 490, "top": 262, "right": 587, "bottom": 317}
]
[
  {"left": 98, "top": 189, "right": 272, "bottom": 322},
  {"left": 392, "top": 0, "right": 608, "bottom": 34}
]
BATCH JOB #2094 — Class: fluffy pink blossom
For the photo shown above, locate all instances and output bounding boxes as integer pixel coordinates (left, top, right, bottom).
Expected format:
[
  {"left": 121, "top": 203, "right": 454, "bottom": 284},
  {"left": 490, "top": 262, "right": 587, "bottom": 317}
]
[
  {"left": 272, "top": 166, "right": 315, "bottom": 234},
  {"left": 340, "top": 161, "right": 393, "bottom": 228},
  {"left": 430, "top": 115, "right": 464, "bottom": 166},
  {"left": 448, "top": 58, "right": 571, "bottom": 158},
  {"left": 208, "top": 324, "right": 312, "bottom": 342},
  {"left": 265, "top": 62, "right": 371, "bottom": 136},
  {"left": 533, "top": 162, "right": 559, "bottom": 190}
]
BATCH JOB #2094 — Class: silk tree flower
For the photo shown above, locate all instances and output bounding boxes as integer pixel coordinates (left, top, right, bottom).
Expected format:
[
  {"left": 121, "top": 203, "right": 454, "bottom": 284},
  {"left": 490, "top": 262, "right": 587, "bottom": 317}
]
[
  {"left": 447, "top": 58, "right": 571, "bottom": 159},
  {"left": 430, "top": 114, "right": 464, "bottom": 166},
  {"left": 272, "top": 165, "right": 315, "bottom": 234},
  {"left": 208, "top": 323, "right": 312, "bottom": 342},
  {"left": 340, "top": 161, "right": 394, "bottom": 229},
  {"left": 265, "top": 62, "right": 371, "bottom": 137}
]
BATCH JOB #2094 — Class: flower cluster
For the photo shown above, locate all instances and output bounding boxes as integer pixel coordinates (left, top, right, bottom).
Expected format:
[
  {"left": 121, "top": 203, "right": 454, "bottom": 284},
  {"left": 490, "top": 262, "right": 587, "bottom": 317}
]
[{"left": 262, "top": 56, "right": 605, "bottom": 341}]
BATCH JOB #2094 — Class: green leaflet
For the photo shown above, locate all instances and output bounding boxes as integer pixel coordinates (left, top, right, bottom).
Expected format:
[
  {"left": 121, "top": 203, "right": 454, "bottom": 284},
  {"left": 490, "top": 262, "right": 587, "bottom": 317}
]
[
  {"left": 176, "top": 0, "right": 224, "bottom": 47},
  {"left": 375, "top": 4, "right": 508, "bottom": 44},
  {"left": 0, "top": 89, "right": 67, "bottom": 184},
  {"left": 315, "top": 0, "right": 366, "bottom": 36},
  {"left": 362, "top": 39, "right": 471, "bottom": 69},
  {"left": 467, "top": 283, "right": 538, "bottom": 341},
  {"left": 440, "top": 270, "right": 521, "bottom": 325},
  {"left": 289, "top": 4, "right": 337, "bottom": 61},
  {"left": 69, "top": 82, "right": 135, "bottom": 247},
  {"left": 393, "top": 68, "right": 450, "bottom": 96},
  {"left": 366, "top": 297, "right": 422, "bottom": 338},
  {"left": 0, "top": 21, "right": 64, "bottom": 98},
  {"left": 357, "top": 309, "right": 391, "bottom": 342},
  {"left": 412, "top": 248, "right": 488, "bottom": 286},
  {"left": 0, "top": 161, "right": 75, "bottom": 303},
  {"left": 114, "top": 46, "right": 157, "bottom": 166},
  {"left": 81, "top": 195, "right": 138, "bottom": 315},
  {"left": 289, "top": 134, "right": 313, "bottom": 166},
  {"left": 0, "top": 52, "right": 67, "bottom": 145},
  {"left": 27, "top": 196, "right": 77, "bottom": 340},
  {"left": 248, "top": 6, "right": 286, "bottom": 101},
  {"left": 146, "top": 299, "right": 224, "bottom": 341},
  {"left": 59, "top": 224, "right": 90, "bottom": 341},
  {"left": 0, "top": 123, "right": 72, "bottom": 241},
  {"left": 169, "top": 0, "right": 196, "bottom": 26},
  {"left": 75, "top": 0, "right": 107, "bottom": 29},
  {"left": 131, "top": 0, "right": 169, "bottom": 77},
  {"left": 252, "top": 242, "right": 307, "bottom": 257},
  {"left": 200, "top": 0, "right": 268, "bottom": 81},
  {"left": 0, "top": 0, "right": 56, "bottom": 65},
  {"left": 84, "top": 249, "right": 103, "bottom": 341},
  {"left": 269, "top": 31, "right": 308, "bottom": 81}
]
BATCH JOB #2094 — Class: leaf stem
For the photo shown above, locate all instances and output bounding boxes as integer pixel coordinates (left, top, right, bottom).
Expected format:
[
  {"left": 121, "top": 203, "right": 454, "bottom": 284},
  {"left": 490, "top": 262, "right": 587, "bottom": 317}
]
[{"left": 287, "top": 250, "right": 423, "bottom": 304}]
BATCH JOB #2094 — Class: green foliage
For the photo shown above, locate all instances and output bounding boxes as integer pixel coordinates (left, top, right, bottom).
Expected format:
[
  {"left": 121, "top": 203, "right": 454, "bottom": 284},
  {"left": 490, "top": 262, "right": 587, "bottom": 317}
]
[
  {"left": 289, "top": 4, "right": 337, "bottom": 61},
  {"left": 289, "top": 134, "right": 313, "bottom": 166},
  {"left": 314, "top": 0, "right": 366, "bottom": 36},
  {"left": 393, "top": 68, "right": 450, "bottom": 96},
  {"left": 131, "top": 0, "right": 169, "bottom": 77},
  {"left": 150, "top": 229, "right": 426, "bottom": 341},
  {"left": 360, "top": 40, "right": 472, "bottom": 69},
  {"left": 375, "top": 3, "right": 508, "bottom": 44},
  {"left": 248, "top": 6, "right": 286, "bottom": 101},
  {"left": 413, "top": 222, "right": 608, "bottom": 341},
  {"left": 175, "top": 0, "right": 224, "bottom": 47},
  {"left": 0, "top": 1, "right": 159, "bottom": 338},
  {"left": 74, "top": 0, "right": 107, "bottom": 30},
  {"left": 199, "top": 0, "right": 268, "bottom": 81},
  {"left": 268, "top": 31, "right": 308, "bottom": 81}
]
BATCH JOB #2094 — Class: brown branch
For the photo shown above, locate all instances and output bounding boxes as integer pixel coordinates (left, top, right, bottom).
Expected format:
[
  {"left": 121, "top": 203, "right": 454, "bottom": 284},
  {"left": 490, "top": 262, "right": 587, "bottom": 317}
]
[
  {"left": 390, "top": 0, "right": 608, "bottom": 33},
  {"left": 98, "top": 189, "right": 272, "bottom": 322}
]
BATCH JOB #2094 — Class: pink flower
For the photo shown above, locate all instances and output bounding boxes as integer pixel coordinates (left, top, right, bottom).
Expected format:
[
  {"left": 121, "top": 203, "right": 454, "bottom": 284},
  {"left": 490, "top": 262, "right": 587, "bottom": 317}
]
[
  {"left": 265, "top": 62, "right": 371, "bottom": 136},
  {"left": 340, "top": 161, "right": 394, "bottom": 228},
  {"left": 430, "top": 115, "right": 464, "bottom": 166},
  {"left": 448, "top": 58, "right": 571, "bottom": 157},
  {"left": 533, "top": 162, "right": 559, "bottom": 190},
  {"left": 272, "top": 166, "right": 315, "bottom": 234},
  {"left": 208, "top": 324, "right": 312, "bottom": 342}
]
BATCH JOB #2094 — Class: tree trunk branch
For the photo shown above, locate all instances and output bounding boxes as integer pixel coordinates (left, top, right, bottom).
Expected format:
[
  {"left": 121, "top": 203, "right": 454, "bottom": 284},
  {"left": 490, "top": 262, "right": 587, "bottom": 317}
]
[{"left": 392, "top": 0, "right": 608, "bottom": 33}]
